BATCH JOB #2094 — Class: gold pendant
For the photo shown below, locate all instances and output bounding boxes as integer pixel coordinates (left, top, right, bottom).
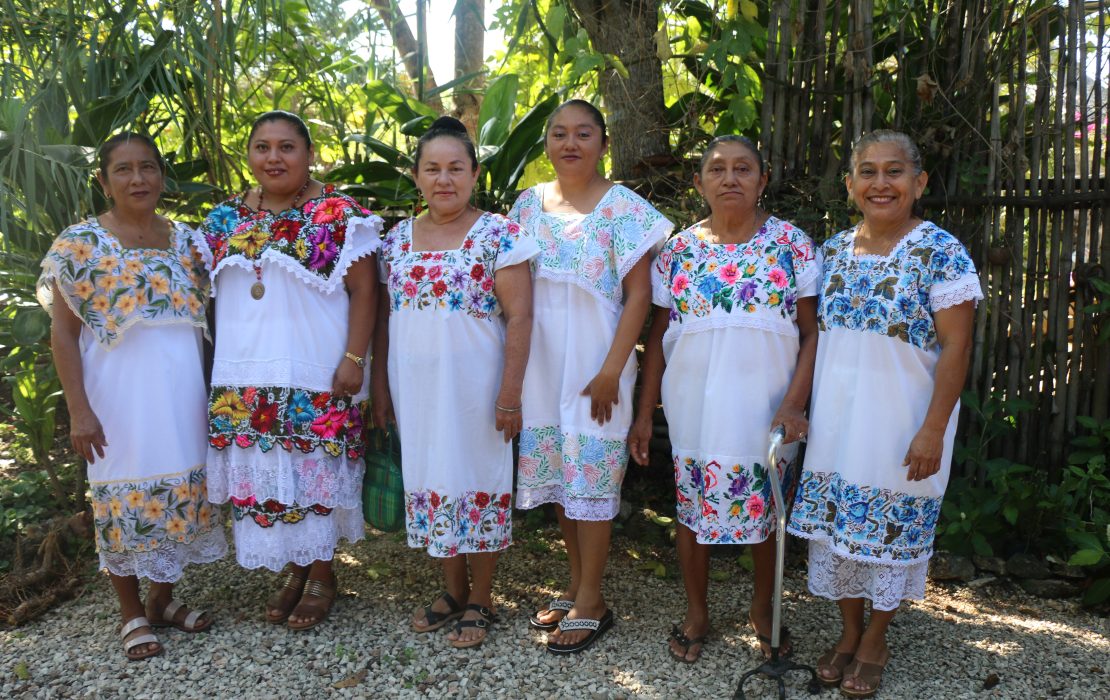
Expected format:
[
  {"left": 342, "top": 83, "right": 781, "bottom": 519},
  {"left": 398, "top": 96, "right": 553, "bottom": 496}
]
[{"left": 250, "top": 281, "right": 265, "bottom": 300}]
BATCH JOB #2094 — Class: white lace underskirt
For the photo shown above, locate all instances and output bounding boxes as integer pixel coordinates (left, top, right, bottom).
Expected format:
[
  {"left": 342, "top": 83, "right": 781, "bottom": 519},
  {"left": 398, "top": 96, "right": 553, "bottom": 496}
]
[
  {"left": 230, "top": 505, "right": 365, "bottom": 572},
  {"left": 206, "top": 445, "right": 364, "bottom": 510},
  {"left": 806, "top": 539, "right": 927, "bottom": 611},
  {"left": 516, "top": 485, "right": 619, "bottom": 521},
  {"left": 99, "top": 526, "right": 228, "bottom": 583}
]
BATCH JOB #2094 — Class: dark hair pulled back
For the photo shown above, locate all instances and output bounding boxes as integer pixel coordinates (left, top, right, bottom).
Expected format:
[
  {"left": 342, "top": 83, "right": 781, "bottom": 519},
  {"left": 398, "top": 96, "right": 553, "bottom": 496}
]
[
  {"left": 98, "top": 132, "right": 165, "bottom": 175},
  {"left": 545, "top": 99, "right": 608, "bottom": 144},
  {"left": 413, "top": 116, "right": 478, "bottom": 171},
  {"left": 698, "top": 135, "right": 764, "bottom": 175},
  {"left": 249, "top": 110, "right": 313, "bottom": 148}
]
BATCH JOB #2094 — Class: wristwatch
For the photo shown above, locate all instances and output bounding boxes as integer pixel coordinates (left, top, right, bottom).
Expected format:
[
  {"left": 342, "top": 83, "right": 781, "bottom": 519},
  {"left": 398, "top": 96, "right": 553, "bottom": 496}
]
[{"left": 344, "top": 351, "right": 366, "bottom": 368}]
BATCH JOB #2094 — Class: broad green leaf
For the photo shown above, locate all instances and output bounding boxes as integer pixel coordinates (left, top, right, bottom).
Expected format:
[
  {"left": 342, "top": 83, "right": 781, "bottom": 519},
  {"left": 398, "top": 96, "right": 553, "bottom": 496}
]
[
  {"left": 478, "top": 74, "right": 519, "bottom": 148},
  {"left": 1067, "top": 549, "right": 1105, "bottom": 566}
]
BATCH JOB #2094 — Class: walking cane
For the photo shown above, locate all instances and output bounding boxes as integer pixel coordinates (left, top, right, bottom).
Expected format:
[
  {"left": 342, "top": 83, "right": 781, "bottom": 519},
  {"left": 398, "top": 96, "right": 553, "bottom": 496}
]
[{"left": 734, "top": 425, "right": 820, "bottom": 699}]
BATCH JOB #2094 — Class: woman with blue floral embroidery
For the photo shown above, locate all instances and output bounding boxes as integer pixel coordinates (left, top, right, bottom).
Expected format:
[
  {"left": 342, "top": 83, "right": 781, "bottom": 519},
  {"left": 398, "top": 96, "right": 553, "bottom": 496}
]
[
  {"left": 630, "top": 135, "right": 819, "bottom": 664},
  {"left": 372, "top": 117, "right": 538, "bottom": 649},
  {"left": 41, "top": 133, "right": 227, "bottom": 660},
  {"left": 197, "top": 110, "right": 382, "bottom": 631},
  {"left": 509, "top": 100, "right": 673, "bottom": 654},
  {"left": 787, "top": 130, "right": 981, "bottom": 697}
]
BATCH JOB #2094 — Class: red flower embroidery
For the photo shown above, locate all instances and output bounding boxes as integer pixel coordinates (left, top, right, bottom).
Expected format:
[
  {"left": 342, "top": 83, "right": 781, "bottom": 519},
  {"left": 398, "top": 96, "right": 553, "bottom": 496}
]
[
  {"left": 271, "top": 219, "right": 302, "bottom": 243},
  {"left": 410, "top": 265, "right": 426, "bottom": 280},
  {"left": 430, "top": 492, "right": 441, "bottom": 508},
  {"left": 470, "top": 263, "right": 485, "bottom": 280},
  {"left": 432, "top": 280, "right": 447, "bottom": 297},
  {"left": 250, "top": 397, "right": 278, "bottom": 433},
  {"left": 498, "top": 493, "right": 511, "bottom": 508},
  {"left": 474, "top": 492, "right": 490, "bottom": 508}
]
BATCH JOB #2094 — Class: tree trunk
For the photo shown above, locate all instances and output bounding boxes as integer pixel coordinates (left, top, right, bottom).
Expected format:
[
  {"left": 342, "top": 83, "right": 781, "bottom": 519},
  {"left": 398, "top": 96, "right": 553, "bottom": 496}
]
[
  {"left": 368, "top": 0, "right": 444, "bottom": 111},
  {"left": 452, "top": 0, "right": 484, "bottom": 134},
  {"left": 566, "top": 0, "right": 670, "bottom": 180}
]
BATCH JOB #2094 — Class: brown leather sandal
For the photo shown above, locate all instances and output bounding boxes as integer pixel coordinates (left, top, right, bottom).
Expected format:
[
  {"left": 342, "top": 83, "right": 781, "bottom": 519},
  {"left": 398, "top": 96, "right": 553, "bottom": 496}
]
[
  {"left": 266, "top": 566, "right": 307, "bottom": 624},
  {"left": 839, "top": 650, "right": 890, "bottom": 698},
  {"left": 287, "top": 574, "right": 337, "bottom": 631},
  {"left": 816, "top": 648, "right": 855, "bottom": 687}
]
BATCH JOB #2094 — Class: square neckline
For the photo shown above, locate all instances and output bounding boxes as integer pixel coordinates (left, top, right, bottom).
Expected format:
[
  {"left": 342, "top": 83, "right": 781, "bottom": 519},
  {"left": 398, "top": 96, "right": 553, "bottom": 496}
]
[
  {"left": 537, "top": 182, "right": 619, "bottom": 219},
  {"left": 407, "top": 211, "right": 490, "bottom": 253}
]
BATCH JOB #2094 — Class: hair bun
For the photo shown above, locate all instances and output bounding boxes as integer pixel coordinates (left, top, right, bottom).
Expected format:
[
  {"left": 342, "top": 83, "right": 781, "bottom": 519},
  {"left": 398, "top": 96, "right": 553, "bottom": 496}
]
[{"left": 430, "top": 116, "right": 468, "bottom": 134}]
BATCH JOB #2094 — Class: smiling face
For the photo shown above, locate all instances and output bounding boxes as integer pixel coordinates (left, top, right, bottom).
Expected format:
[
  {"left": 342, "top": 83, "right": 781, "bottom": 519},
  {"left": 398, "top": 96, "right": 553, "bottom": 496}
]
[
  {"left": 97, "top": 140, "right": 164, "bottom": 216},
  {"left": 694, "top": 140, "right": 767, "bottom": 217},
  {"left": 544, "top": 104, "right": 608, "bottom": 179},
  {"left": 413, "top": 135, "right": 479, "bottom": 215},
  {"left": 846, "top": 141, "right": 928, "bottom": 227},
  {"left": 247, "top": 119, "right": 313, "bottom": 197}
]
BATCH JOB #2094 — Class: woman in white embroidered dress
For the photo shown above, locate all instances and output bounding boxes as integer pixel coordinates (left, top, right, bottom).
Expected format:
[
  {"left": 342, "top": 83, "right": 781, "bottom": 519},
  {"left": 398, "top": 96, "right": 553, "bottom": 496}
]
[
  {"left": 372, "top": 117, "right": 538, "bottom": 649},
  {"left": 198, "top": 111, "right": 382, "bottom": 630},
  {"left": 41, "top": 133, "right": 227, "bottom": 660},
  {"left": 787, "top": 131, "right": 980, "bottom": 697},
  {"left": 509, "top": 100, "right": 674, "bottom": 654},
  {"left": 630, "top": 136, "right": 819, "bottom": 664}
]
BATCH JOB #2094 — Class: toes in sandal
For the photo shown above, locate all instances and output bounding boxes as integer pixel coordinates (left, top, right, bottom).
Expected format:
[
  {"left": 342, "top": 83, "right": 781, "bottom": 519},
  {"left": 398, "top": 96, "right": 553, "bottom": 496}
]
[
  {"left": 266, "top": 567, "right": 307, "bottom": 624},
  {"left": 816, "top": 649, "right": 855, "bottom": 687},
  {"left": 839, "top": 650, "right": 890, "bottom": 698},
  {"left": 528, "top": 598, "right": 573, "bottom": 631},
  {"left": 668, "top": 623, "right": 709, "bottom": 664},
  {"left": 749, "top": 614, "right": 793, "bottom": 659},
  {"left": 121, "top": 616, "right": 163, "bottom": 662},
  {"left": 546, "top": 609, "right": 614, "bottom": 655},
  {"left": 412, "top": 591, "right": 464, "bottom": 633},
  {"left": 287, "top": 575, "right": 337, "bottom": 632},
  {"left": 449, "top": 604, "right": 497, "bottom": 649},
  {"left": 149, "top": 599, "right": 212, "bottom": 633}
]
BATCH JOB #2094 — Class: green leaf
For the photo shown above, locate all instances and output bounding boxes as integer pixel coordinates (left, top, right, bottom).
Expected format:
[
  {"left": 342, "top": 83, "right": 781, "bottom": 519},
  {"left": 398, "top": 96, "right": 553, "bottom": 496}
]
[
  {"left": 1081, "top": 577, "right": 1110, "bottom": 606},
  {"left": 477, "top": 74, "right": 519, "bottom": 149},
  {"left": 970, "top": 532, "right": 993, "bottom": 557},
  {"left": 1002, "top": 505, "right": 1018, "bottom": 525},
  {"left": 1067, "top": 549, "right": 1105, "bottom": 567},
  {"left": 11, "top": 307, "right": 49, "bottom": 344}
]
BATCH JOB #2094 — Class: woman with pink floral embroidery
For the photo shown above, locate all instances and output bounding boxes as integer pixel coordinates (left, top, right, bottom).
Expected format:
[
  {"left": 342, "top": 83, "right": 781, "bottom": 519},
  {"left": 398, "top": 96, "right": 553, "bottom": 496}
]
[
  {"left": 509, "top": 100, "right": 673, "bottom": 654},
  {"left": 197, "top": 110, "right": 382, "bottom": 630},
  {"left": 372, "top": 117, "right": 538, "bottom": 649},
  {"left": 629, "top": 135, "right": 820, "bottom": 664},
  {"left": 41, "top": 133, "right": 226, "bottom": 661}
]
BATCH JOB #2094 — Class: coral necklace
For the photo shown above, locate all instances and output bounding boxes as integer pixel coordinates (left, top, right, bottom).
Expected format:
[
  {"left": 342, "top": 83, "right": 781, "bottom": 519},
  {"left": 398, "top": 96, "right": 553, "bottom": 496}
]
[{"left": 250, "top": 179, "right": 311, "bottom": 300}]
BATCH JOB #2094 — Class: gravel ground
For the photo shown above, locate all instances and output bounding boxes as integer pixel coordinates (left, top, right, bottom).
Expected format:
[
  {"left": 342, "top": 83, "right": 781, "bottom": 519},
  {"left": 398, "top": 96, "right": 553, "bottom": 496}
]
[{"left": 2, "top": 523, "right": 1108, "bottom": 699}]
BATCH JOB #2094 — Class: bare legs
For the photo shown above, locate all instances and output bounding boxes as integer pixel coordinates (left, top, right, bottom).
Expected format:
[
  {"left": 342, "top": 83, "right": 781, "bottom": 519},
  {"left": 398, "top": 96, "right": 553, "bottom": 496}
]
[
  {"left": 286, "top": 559, "right": 335, "bottom": 627},
  {"left": 833, "top": 601, "right": 894, "bottom": 691},
  {"left": 110, "top": 573, "right": 162, "bottom": 656},
  {"left": 545, "top": 505, "right": 612, "bottom": 646},
  {"left": 669, "top": 526, "right": 783, "bottom": 661},
  {"left": 413, "top": 553, "right": 501, "bottom": 645}
]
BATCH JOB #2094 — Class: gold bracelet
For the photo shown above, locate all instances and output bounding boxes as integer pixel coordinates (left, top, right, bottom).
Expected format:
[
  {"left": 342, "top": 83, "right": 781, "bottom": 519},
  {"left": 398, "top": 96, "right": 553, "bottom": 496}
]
[
  {"left": 344, "top": 351, "right": 366, "bottom": 368},
  {"left": 495, "top": 403, "right": 522, "bottom": 413}
]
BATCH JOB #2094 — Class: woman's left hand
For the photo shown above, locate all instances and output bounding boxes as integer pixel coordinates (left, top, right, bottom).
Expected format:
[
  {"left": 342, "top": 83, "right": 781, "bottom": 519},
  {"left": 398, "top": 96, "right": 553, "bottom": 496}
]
[
  {"left": 582, "top": 370, "right": 619, "bottom": 426},
  {"left": 903, "top": 426, "right": 944, "bottom": 481},
  {"left": 494, "top": 390, "right": 523, "bottom": 443},
  {"left": 770, "top": 404, "right": 808, "bottom": 445},
  {"left": 332, "top": 357, "right": 364, "bottom": 397}
]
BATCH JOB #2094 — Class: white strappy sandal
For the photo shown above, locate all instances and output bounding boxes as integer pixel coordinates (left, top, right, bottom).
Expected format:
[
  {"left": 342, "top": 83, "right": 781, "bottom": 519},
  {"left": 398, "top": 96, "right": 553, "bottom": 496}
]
[
  {"left": 120, "top": 616, "right": 163, "bottom": 661},
  {"left": 148, "top": 599, "right": 212, "bottom": 633}
]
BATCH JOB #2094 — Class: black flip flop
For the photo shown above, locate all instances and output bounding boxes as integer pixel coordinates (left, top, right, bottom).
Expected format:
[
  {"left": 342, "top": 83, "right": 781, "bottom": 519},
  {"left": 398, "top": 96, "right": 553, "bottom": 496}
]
[
  {"left": 412, "top": 591, "right": 463, "bottom": 632},
  {"left": 668, "top": 623, "right": 709, "bottom": 663},
  {"left": 546, "top": 609, "right": 614, "bottom": 654},
  {"left": 529, "top": 598, "right": 573, "bottom": 631}
]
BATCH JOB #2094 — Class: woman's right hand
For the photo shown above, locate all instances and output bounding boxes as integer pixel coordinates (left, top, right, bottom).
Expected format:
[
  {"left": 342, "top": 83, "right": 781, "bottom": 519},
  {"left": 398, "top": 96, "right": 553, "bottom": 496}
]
[
  {"left": 70, "top": 407, "right": 107, "bottom": 464},
  {"left": 628, "top": 414, "right": 653, "bottom": 467},
  {"left": 370, "top": 376, "right": 395, "bottom": 429}
]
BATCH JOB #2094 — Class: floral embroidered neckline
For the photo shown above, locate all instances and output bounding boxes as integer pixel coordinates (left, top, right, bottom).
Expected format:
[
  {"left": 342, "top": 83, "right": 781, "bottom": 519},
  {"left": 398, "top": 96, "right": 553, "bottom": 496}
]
[
  {"left": 90, "top": 216, "right": 180, "bottom": 253},
  {"left": 407, "top": 211, "right": 490, "bottom": 253},
  {"left": 537, "top": 182, "right": 618, "bottom": 219},
  {"left": 691, "top": 218, "right": 771, "bottom": 249},
  {"left": 236, "top": 184, "right": 338, "bottom": 217},
  {"left": 848, "top": 220, "right": 927, "bottom": 260}
]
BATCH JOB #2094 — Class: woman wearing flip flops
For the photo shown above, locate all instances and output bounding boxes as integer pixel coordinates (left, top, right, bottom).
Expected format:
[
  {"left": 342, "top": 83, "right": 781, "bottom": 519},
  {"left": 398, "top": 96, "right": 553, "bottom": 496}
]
[
  {"left": 197, "top": 111, "right": 382, "bottom": 630},
  {"left": 630, "top": 135, "right": 820, "bottom": 664},
  {"left": 42, "top": 133, "right": 227, "bottom": 660},
  {"left": 509, "top": 100, "right": 673, "bottom": 654},
  {"left": 372, "top": 117, "right": 538, "bottom": 649},
  {"left": 787, "top": 130, "right": 980, "bottom": 697}
]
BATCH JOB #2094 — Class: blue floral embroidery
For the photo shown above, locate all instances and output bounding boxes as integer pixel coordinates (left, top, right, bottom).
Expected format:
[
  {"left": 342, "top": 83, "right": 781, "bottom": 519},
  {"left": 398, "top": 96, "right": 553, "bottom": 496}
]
[
  {"left": 818, "top": 222, "right": 977, "bottom": 351},
  {"left": 789, "top": 470, "right": 941, "bottom": 563}
]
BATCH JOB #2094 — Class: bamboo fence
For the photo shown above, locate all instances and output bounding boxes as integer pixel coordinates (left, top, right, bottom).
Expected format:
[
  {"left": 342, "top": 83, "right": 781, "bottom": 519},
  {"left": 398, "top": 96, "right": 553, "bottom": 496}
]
[{"left": 757, "top": 0, "right": 1108, "bottom": 475}]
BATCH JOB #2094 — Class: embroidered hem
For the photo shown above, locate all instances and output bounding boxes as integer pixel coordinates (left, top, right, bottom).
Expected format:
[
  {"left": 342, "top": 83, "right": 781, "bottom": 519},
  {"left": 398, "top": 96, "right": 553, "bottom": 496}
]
[
  {"left": 405, "top": 489, "right": 513, "bottom": 557},
  {"left": 99, "top": 526, "right": 227, "bottom": 583},
  {"left": 516, "top": 486, "right": 620, "bottom": 521}
]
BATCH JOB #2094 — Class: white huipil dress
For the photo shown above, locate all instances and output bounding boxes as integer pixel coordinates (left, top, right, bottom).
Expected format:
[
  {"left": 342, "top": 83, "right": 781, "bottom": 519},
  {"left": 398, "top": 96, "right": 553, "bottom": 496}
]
[
  {"left": 509, "top": 184, "right": 673, "bottom": 521},
  {"left": 652, "top": 218, "right": 820, "bottom": 543},
  {"left": 378, "top": 213, "right": 539, "bottom": 557},
  {"left": 197, "top": 188, "right": 382, "bottom": 571},
  {"left": 787, "top": 221, "right": 983, "bottom": 610},
  {"left": 38, "top": 219, "right": 227, "bottom": 581}
]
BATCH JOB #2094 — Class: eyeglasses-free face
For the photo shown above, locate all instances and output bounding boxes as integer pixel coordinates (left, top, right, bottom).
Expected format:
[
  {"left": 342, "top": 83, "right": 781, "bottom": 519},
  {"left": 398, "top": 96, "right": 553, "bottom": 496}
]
[
  {"left": 544, "top": 104, "right": 608, "bottom": 178},
  {"left": 846, "top": 142, "right": 928, "bottom": 227},
  {"left": 98, "top": 140, "right": 164, "bottom": 216},
  {"left": 412, "top": 135, "right": 480, "bottom": 214},
  {"left": 248, "top": 120, "right": 314, "bottom": 199}
]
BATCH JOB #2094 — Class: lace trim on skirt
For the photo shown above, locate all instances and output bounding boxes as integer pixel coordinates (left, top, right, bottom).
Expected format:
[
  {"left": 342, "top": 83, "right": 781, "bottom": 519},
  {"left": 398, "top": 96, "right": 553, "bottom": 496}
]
[
  {"left": 99, "top": 526, "right": 228, "bottom": 583},
  {"left": 516, "top": 485, "right": 619, "bottom": 521},
  {"left": 230, "top": 505, "right": 364, "bottom": 571},
  {"left": 806, "top": 539, "right": 927, "bottom": 611}
]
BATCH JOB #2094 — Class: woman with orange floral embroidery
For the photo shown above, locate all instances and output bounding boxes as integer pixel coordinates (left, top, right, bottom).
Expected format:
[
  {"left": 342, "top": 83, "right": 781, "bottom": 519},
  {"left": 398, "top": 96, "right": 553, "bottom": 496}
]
[
  {"left": 41, "top": 133, "right": 227, "bottom": 661},
  {"left": 197, "top": 111, "right": 382, "bottom": 630}
]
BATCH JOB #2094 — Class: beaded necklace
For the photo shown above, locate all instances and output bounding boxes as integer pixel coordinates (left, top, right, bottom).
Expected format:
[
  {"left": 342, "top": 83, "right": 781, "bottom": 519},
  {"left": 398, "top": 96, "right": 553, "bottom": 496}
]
[{"left": 249, "top": 179, "right": 311, "bottom": 300}]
